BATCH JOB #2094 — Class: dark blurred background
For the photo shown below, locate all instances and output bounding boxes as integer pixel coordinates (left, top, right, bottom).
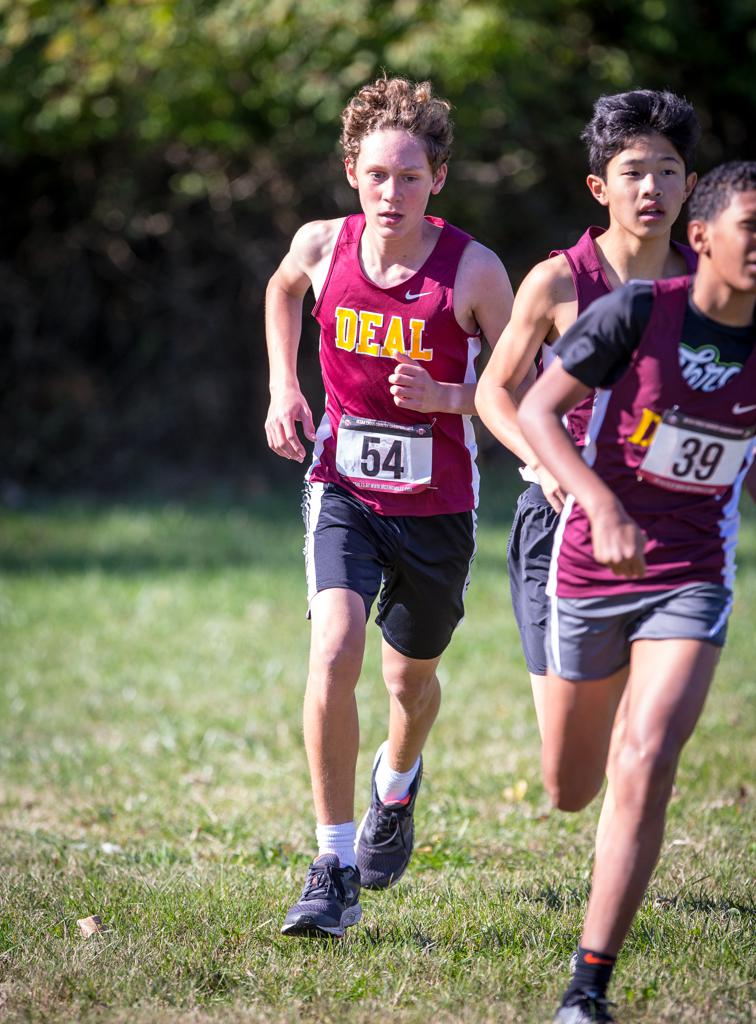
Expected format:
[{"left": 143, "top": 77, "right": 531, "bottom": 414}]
[{"left": 2, "top": 0, "right": 754, "bottom": 497}]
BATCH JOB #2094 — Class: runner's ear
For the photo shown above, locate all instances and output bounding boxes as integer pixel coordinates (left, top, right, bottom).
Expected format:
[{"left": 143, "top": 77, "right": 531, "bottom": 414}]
[
  {"left": 586, "top": 174, "right": 609, "bottom": 207},
  {"left": 687, "top": 218, "right": 709, "bottom": 256},
  {"left": 345, "top": 158, "right": 359, "bottom": 190},
  {"left": 431, "top": 163, "right": 447, "bottom": 194}
]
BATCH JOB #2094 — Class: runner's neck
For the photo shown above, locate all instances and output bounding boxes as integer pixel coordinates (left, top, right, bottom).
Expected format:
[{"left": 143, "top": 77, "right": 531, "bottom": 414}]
[
  {"left": 358, "top": 218, "right": 442, "bottom": 289},
  {"left": 594, "top": 225, "right": 682, "bottom": 288}
]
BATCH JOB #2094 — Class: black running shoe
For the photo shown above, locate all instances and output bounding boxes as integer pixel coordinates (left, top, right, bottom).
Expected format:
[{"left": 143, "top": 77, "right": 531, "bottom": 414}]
[
  {"left": 281, "top": 854, "right": 361, "bottom": 938},
  {"left": 355, "top": 748, "right": 423, "bottom": 889},
  {"left": 553, "top": 989, "right": 617, "bottom": 1023}
]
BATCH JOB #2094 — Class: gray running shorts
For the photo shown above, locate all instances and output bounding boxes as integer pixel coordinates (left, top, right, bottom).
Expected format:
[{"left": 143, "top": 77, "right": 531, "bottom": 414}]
[
  {"left": 547, "top": 582, "right": 732, "bottom": 682},
  {"left": 507, "top": 484, "right": 560, "bottom": 675}
]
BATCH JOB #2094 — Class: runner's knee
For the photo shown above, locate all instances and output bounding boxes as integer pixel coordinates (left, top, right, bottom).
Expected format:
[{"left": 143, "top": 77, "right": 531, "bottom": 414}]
[
  {"left": 542, "top": 747, "right": 605, "bottom": 812},
  {"left": 382, "top": 664, "right": 438, "bottom": 712},
  {"left": 544, "top": 770, "right": 604, "bottom": 813},
  {"left": 307, "top": 638, "right": 363, "bottom": 700},
  {"left": 612, "top": 736, "right": 681, "bottom": 815}
]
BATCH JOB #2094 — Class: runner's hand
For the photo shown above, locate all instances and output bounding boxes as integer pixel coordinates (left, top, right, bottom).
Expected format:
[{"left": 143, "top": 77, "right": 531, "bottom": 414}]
[
  {"left": 589, "top": 499, "right": 647, "bottom": 578},
  {"left": 389, "top": 353, "right": 441, "bottom": 413},
  {"left": 265, "top": 387, "right": 316, "bottom": 462},
  {"left": 535, "top": 465, "right": 566, "bottom": 513}
]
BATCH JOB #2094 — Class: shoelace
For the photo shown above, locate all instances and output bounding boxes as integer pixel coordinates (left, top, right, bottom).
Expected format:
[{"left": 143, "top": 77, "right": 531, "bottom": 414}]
[
  {"left": 371, "top": 806, "right": 406, "bottom": 843},
  {"left": 301, "top": 865, "right": 337, "bottom": 900}
]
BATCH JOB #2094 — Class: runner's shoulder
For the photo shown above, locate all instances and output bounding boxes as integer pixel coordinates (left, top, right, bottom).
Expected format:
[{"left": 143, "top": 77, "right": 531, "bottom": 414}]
[
  {"left": 459, "top": 238, "right": 506, "bottom": 272},
  {"left": 290, "top": 218, "right": 346, "bottom": 274},
  {"left": 457, "top": 238, "right": 510, "bottom": 290},
  {"left": 507, "top": 254, "right": 576, "bottom": 327},
  {"left": 528, "top": 253, "right": 578, "bottom": 305}
]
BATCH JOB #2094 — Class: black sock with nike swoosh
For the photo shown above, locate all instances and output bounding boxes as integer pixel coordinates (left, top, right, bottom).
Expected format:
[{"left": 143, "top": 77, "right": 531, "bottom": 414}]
[{"left": 564, "top": 946, "right": 616, "bottom": 1002}]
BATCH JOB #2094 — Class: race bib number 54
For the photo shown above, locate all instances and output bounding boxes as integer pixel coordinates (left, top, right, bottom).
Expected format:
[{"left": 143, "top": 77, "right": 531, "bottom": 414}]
[
  {"left": 637, "top": 408, "right": 755, "bottom": 496},
  {"left": 335, "top": 415, "right": 433, "bottom": 494}
]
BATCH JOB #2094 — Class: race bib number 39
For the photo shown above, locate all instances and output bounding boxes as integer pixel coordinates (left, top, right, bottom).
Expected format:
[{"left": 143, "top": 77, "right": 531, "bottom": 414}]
[
  {"left": 335, "top": 415, "right": 433, "bottom": 494},
  {"left": 637, "top": 408, "right": 755, "bottom": 496}
]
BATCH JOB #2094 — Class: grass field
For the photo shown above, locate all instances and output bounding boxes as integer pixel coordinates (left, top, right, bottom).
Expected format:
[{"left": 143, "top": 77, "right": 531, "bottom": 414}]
[{"left": 1, "top": 473, "right": 754, "bottom": 1023}]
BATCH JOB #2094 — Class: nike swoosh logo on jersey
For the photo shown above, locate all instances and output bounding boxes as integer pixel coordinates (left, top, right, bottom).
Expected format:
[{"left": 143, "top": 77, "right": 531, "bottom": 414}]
[
  {"left": 405, "top": 290, "right": 433, "bottom": 301},
  {"left": 732, "top": 402, "right": 756, "bottom": 414}
]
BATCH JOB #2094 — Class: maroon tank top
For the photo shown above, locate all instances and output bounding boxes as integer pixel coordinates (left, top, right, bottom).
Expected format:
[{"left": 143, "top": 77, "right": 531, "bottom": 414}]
[
  {"left": 551, "top": 276, "right": 756, "bottom": 597},
  {"left": 548, "top": 226, "right": 698, "bottom": 446},
  {"left": 308, "top": 214, "right": 482, "bottom": 516}
]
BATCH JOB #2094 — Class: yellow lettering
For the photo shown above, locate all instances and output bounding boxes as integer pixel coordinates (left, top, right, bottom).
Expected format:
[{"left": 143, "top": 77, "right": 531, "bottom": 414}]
[
  {"left": 334, "top": 307, "right": 357, "bottom": 351},
  {"left": 408, "top": 318, "right": 432, "bottom": 361},
  {"left": 379, "top": 316, "right": 407, "bottom": 358},
  {"left": 337, "top": 309, "right": 431, "bottom": 362},
  {"left": 627, "top": 407, "right": 662, "bottom": 447},
  {"left": 357, "top": 311, "right": 383, "bottom": 356}
]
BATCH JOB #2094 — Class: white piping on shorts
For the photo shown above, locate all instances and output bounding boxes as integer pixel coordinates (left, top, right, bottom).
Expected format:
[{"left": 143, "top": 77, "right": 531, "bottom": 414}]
[
  {"left": 462, "top": 508, "right": 478, "bottom": 602},
  {"left": 306, "top": 411, "right": 333, "bottom": 482},
  {"left": 717, "top": 442, "right": 755, "bottom": 593},
  {"left": 546, "top": 494, "right": 574, "bottom": 677},
  {"left": 304, "top": 481, "right": 325, "bottom": 611},
  {"left": 463, "top": 333, "right": 483, "bottom": 508},
  {"left": 547, "top": 591, "right": 562, "bottom": 677},
  {"left": 707, "top": 587, "right": 733, "bottom": 638},
  {"left": 546, "top": 493, "right": 574, "bottom": 599}
]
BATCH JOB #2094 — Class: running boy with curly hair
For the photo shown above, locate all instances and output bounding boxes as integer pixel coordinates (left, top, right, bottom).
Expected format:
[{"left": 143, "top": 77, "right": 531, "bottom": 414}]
[{"left": 265, "top": 76, "right": 513, "bottom": 937}]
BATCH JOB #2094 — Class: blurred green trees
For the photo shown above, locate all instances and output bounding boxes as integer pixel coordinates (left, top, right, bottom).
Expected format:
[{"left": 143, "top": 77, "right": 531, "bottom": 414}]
[{"left": 1, "top": 1, "right": 753, "bottom": 491}]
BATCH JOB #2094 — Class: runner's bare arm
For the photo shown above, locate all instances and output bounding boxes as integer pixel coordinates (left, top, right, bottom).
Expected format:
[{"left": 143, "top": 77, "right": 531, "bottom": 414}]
[
  {"left": 519, "top": 359, "right": 647, "bottom": 579},
  {"left": 265, "top": 221, "right": 336, "bottom": 461},
  {"left": 390, "top": 243, "right": 514, "bottom": 416},
  {"left": 476, "top": 258, "right": 573, "bottom": 510}
]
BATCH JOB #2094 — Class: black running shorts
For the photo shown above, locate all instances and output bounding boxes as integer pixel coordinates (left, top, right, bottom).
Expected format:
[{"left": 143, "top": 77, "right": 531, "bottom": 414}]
[{"left": 303, "top": 481, "right": 476, "bottom": 660}]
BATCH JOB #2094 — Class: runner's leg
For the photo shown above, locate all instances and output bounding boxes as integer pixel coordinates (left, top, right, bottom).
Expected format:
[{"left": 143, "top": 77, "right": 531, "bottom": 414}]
[
  {"left": 381, "top": 642, "right": 442, "bottom": 771},
  {"left": 541, "top": 666, "right": 628, "bottom": 812},
  {"left": 581, "top": 638, "right": 719, "bottom": 954},
  {"left": 304, "top": 588, "right": 367, "bottom": 824}
]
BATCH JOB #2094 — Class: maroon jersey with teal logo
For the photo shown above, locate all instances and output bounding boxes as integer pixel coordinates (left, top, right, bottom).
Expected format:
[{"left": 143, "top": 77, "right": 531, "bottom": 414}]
[
  {"left": 547, "top": 227, "right": 698, "bottom": 447},
  {"left": 308, "top": 214, "right": 482, "bottom": 516},
  {"left": 551, "top": 276, "right": 756, "bottom": 596}
]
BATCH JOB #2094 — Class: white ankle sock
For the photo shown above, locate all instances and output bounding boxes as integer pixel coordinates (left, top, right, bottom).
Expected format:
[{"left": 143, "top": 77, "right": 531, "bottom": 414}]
[
  {"left": 316, "top": 821, "right": 357, "bottom": 868},
  {"left": 373, "top": 740, "right": 421, "bottom": 804}
]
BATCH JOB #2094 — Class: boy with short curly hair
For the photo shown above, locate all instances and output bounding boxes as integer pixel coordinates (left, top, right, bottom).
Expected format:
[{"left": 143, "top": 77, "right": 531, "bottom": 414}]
[{"left": 265, "top": 75, "right": 513, "bottom": 937}]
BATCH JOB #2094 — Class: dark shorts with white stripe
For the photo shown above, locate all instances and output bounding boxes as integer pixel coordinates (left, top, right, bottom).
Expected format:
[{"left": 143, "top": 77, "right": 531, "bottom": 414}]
[
  {"left": 546, "top": 582, "right": 732, "bottom": 682},
  {"left": 303, "top": 481, "right": 476, "bottom": 660},
  {"left": 507, "top": 483, "right": 560, "bottom": 676}
]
